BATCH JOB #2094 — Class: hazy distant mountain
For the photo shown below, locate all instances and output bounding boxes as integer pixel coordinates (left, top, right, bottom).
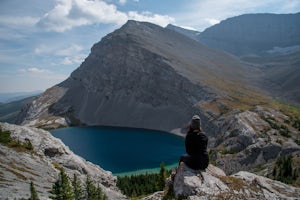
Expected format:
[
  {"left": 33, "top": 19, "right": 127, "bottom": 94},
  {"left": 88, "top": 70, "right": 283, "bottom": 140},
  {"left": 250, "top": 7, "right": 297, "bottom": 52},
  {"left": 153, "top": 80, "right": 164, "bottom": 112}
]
[
  {"left": 242, "top": 51, "right": 300, "bottom": 104},
  {"left": 197, "top": 13, "right": 300, "bottom": 56},
  {"left": 0, "top": 96, "right": 36, "bottom": 123},
  {"left": 0, "top": 91, "right": 42, "bottom": 103},
  {"left": 166, "top": 24, "right": 200, "bottom": 41},
  {"left": 169, "top": 13, "right": 300, "bottom": 104}
]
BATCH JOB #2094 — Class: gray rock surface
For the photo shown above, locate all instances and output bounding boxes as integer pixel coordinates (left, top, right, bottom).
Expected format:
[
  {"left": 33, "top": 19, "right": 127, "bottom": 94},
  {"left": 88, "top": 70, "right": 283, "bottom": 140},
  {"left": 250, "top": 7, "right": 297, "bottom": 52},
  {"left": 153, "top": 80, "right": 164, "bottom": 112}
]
[
  {"left": 172, "top": 163, "right": 300, "bottom": 199},
  {"left": 0, "top": 122, "right": 125, "bottom": 200},
  {"left": 212, "top": 107, "right": 300, "bottom": 175}
]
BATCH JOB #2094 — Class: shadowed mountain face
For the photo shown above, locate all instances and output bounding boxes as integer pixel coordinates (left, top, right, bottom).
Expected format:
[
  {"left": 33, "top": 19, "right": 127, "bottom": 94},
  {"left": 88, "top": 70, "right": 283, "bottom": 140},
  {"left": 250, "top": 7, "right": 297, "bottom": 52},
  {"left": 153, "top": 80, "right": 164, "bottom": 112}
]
[
  {"left": 17, "top": 20, "right": 252, "bottom": 132},
  {"left": 168, "top": 13, "right": 300, "bottom": 104},
  {"left": 198, "top": 13, "right": 300, "bottom": 56}
]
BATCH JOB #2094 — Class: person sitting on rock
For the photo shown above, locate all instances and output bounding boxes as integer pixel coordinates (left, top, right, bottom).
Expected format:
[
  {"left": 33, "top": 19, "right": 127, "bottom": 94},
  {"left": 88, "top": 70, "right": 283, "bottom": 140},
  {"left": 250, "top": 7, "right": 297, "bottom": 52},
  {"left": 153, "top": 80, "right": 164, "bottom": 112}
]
[{"left": 179, "top": 115, "right": 209, "bottom": 170}]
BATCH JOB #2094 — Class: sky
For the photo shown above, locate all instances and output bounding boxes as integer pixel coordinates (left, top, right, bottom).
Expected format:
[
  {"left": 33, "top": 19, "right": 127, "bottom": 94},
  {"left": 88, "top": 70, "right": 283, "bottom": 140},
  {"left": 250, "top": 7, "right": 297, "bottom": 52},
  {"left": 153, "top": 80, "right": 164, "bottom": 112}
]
[{"left": 0, "top": 0, "right": 299, "bottom": 93}]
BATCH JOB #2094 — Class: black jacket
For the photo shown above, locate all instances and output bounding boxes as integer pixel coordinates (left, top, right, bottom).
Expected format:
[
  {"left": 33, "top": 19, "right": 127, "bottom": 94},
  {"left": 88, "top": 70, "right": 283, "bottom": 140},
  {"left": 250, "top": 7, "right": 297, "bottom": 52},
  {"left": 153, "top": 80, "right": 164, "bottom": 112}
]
[
  {"left": 185, "top": 129, "right": 208, "bottom": 157},
  {"left": 182, "top": 129, "right": 209, "bottom": 170}
]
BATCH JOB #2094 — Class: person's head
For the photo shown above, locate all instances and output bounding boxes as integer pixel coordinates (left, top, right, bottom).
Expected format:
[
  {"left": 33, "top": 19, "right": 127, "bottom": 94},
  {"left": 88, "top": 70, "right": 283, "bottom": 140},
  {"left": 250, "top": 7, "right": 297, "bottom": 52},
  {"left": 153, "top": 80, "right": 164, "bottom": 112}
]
[{"left": 190, "top": 115, "right": 201, "bottom": 131}]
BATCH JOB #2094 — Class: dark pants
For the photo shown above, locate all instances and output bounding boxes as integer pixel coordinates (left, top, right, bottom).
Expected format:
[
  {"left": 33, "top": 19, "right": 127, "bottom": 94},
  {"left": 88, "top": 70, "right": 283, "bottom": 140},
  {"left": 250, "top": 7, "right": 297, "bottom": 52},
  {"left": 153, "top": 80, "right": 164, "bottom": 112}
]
[{"left": 179, "top": 154, "right": 209, "bottom": 170}]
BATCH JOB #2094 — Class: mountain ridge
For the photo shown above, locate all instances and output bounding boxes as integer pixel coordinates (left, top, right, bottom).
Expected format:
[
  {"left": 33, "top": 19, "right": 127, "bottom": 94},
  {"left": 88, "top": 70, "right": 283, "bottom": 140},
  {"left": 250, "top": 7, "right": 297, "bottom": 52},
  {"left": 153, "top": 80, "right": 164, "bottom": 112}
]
[{"left": 17, "top": 20, "right": 256, "bottom": 132}]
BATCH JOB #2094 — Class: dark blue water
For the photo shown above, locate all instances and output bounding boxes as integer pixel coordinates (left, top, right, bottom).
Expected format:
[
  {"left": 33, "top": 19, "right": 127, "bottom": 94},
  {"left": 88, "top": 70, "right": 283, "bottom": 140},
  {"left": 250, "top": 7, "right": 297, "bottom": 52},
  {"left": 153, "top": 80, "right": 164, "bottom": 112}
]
[{"left": 50, "top": 126, "right": 184, "bottom": 174}]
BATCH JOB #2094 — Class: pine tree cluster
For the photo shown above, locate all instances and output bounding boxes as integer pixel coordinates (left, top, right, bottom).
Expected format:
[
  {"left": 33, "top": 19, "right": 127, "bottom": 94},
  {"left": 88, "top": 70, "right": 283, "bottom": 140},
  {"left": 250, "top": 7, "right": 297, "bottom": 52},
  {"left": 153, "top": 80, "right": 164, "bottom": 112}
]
[
  {"left": 272, "top": 155, "right": 299, "bottom": 184},
  {"left": 117, "top": 162, "right": 169, "bottom": 198},
  {"left": 49, "top": 168, "right": 107, "bottom": 200}
]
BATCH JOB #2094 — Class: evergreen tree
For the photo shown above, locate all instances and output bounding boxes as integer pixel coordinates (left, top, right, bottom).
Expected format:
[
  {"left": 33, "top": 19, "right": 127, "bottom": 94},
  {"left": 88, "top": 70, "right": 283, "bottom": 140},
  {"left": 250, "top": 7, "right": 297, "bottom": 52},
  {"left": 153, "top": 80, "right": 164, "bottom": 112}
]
[
  {"left": 158, "top": 162, "right": 167, "bottom": 190},
  {"left": 72, "top": 174, "right": 83, "bottom": 200},
  {"left": 273, "top": 155, "right": 298, "bottom": 184},
  {"left": 29, "top": 181, "right": 39, "bottom": 200},
  {"left": 96, "top": 183, "right": 108, "bottom": 200},
  {"left": 84, "top": 175, "right": 107, "bottom": 200},
  {"left": 85, "top": 175, "right": 97, "bottom": 199},
  {"left": 50, "top": 168, "right": 74, "bottom": 200}
]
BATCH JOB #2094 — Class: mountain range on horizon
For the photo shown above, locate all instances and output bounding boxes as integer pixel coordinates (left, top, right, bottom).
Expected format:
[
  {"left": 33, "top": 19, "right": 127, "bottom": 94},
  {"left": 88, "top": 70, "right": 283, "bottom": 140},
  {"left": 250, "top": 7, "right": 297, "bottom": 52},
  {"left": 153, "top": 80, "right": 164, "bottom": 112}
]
[{"left": 168, "top": 12, "right": 300, "bottom": 105}]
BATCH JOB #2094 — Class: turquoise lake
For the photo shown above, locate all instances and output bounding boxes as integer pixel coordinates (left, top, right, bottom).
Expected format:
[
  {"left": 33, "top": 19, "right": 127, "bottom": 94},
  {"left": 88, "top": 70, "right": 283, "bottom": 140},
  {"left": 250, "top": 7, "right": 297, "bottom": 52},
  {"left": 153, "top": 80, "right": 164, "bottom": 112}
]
[{"left": 50, "top": 126, "right": 185, "bottom": 174}]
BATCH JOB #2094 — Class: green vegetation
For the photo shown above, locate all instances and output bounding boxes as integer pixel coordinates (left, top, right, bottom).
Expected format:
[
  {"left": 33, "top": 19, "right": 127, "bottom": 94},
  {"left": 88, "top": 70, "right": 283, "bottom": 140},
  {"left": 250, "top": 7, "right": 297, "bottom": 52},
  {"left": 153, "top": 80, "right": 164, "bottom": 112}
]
[
  {"left": 262, "top": 117, "right": 291, "bottom": 138},
  {"left": 50, "top": 168, "right": 107, "bottom": 200},
  {"left": 50, "top": 168, "right": 74, "bottom": 200},
  {"left": 208, "top": 150, "right": 217, "bottom": 165},
  {"left": 290, "top": 116, "right": 300, "bottom": 131},
  {"left": 117, "top": 162, "right": 170, "bottom": 198},
  {"left": 85, "top": 175, "right": 107, "bottom": 200},
  {"left": 29, "top": 181, "right": 39, "bottom": 200},
  {"left": 0, "top": 128, "right": 34, "bottom": 152},
  {"left": 72, "top": 174, "right": 83, "bottom": 200},
  {"left": 272, "top": 155, "right": 299, "bottom": 184}
]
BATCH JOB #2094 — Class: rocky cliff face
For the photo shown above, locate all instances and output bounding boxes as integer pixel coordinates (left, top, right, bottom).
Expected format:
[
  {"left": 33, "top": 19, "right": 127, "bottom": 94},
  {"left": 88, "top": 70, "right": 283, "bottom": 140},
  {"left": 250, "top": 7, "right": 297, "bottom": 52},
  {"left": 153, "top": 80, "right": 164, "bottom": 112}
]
[
  {"left": 209, "top": 106, "right": 300, "bottom": 175},
  {"left": 0, "top": 122, "right": 125, "bottom": 199},
  {"left": 17, "top": 20, "right": 252, "bottom": 132}
]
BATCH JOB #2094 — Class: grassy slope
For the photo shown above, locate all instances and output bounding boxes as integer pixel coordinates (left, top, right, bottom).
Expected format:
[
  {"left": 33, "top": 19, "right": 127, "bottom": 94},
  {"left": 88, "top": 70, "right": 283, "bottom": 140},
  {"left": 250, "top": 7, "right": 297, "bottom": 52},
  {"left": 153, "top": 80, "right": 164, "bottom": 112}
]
[{"left": 0, "top": 96, "right": 35, "bottom": 123}]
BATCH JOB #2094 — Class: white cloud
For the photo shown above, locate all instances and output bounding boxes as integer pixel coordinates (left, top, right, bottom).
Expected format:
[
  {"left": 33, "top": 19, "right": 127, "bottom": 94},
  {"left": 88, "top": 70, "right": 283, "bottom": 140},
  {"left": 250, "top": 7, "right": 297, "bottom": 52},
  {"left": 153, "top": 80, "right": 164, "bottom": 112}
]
[
  {"left": 34, "top": 45, "right": 55, "bottom": 55},
  {"left": 34, "top": 43, "right": 86, "bottom": 66},
  {"left": 204, "top": 18, "right": 220, "bottom": 26},
  {"left": 56, "top": 44, "right": 83, "bottom": 56},
  {"left": 37, "top": 0, "right": 174, "bottom": 32},
  {"left": 0, "top": 16, "right": 39, "bottom": 28},
  {"left": 128, "top": 11, "right": 175, "bottom": 27},
  {"left": 61, "top": 53, "right": 87, "bottom": 65},
  {"left": 119, "top": 0, "right": 127, "bottom": 5},
  {"left": 175, "top": 0, "right": 300, "bottom": 31},
  {"left": 19, "top": 67, "right": 48, "bottom": 73},
  {"left": 38, "top": 0, "right": 127, "bottom": 32}
]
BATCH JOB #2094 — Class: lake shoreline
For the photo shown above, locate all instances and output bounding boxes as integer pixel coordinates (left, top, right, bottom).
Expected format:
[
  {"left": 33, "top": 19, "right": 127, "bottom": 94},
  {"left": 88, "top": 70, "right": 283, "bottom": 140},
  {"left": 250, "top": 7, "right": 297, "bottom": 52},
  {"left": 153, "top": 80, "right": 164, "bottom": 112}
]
[
  {"left": 50, "top": 126, "right": 185, "bottom": 174},
  {"left": 114, "top": 163, "right": 178, "bottom": 177},
  {"left": 51, "top": 125, "right": 186, "bottom": 138}
]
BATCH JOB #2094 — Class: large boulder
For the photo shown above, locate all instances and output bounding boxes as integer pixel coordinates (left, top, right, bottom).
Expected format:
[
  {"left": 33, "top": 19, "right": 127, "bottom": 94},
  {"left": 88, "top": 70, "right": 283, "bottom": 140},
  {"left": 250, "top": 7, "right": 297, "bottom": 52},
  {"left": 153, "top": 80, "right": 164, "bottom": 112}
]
[{"left": 172, "top": 162, "right": 300, "bottom": 199}]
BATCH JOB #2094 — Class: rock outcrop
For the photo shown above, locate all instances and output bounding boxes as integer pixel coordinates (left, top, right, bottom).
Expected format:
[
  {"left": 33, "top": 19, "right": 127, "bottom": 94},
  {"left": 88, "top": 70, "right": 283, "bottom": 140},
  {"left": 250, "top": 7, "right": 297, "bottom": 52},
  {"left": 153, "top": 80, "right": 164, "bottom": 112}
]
[
  {"left": 171, "top": 163, "right": 300, "bottom": 199},
  {"left": 208, "top": 106, "right": 300, "bottom": 175},
  {"left": 0, "top": 122, "right": 125, "bottom": 200}
]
